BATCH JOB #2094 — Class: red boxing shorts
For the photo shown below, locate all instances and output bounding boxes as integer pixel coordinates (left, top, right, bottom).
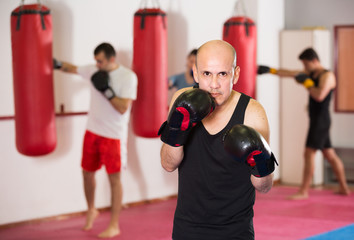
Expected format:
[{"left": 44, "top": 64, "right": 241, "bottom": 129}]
[{"left": 81, "top": 130, "right": 121, "bottom": 174}]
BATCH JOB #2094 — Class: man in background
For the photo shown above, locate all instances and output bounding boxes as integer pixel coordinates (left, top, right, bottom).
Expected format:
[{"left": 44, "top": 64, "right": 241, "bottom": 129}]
[
  {"left": 258, "top": 48, "right": 350, "bottom": 200},
  {"left": 55, "top": 42, "right": 137, "bottom": 237},
  {"left": 169, "top": 49, "right": 197, "bottom": 90}
]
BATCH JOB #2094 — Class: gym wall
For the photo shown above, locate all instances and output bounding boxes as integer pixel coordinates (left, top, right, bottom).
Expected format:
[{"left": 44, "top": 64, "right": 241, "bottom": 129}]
[{"left": 0, "top": 0, "right": 285, "bottom": 225}]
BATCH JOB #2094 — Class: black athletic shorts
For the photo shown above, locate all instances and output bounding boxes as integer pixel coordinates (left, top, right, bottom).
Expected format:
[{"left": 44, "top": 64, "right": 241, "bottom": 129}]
[{"left": 305, "top": 125, "right": 332, "bottom": 149}]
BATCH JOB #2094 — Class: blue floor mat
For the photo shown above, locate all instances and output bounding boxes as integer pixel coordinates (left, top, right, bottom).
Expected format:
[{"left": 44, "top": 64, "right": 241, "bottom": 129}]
[{"left": 304, "top": 224, "right": 354, "bottom": 240}]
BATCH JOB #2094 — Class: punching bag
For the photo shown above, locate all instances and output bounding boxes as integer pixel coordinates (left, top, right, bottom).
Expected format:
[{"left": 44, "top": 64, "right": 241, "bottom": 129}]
[
  {"left": 223, "top": 16, "right": 257, "bottom": 99},
  {"left": 11, "top": 3, "right": 56, "bottom": 156},
  {"left": 132, "top": 8, "right": 168, "bottom": 138}
]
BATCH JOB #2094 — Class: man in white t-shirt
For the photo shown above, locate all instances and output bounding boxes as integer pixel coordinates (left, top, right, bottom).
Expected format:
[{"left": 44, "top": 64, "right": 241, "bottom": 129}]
[{"left": 55, "top": 43, "right": 137, "bottom": 238}]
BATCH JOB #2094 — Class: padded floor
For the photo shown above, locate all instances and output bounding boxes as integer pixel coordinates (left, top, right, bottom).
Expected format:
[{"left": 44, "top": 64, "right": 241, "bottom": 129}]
[{"left": 0, "top": 186, "right": 353, "bottom": 239}]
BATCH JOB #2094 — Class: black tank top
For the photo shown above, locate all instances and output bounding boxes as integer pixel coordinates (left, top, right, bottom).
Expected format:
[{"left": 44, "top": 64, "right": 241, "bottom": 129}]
[
  {"left": 308, "top": 70, "right": 332, "bottom": 128},
  {"left": 173, "top": 93, "right": 255, "bottom": 240}
]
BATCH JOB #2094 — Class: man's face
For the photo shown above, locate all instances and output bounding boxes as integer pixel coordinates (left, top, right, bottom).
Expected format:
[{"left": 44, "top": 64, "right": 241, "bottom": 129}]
[
  {"left": 302, "top": 59, "right": 316, "bottom": 72},
  {"left": 193, "top": 50, "right": 239, "bottom": 106},
  {"left": 95, "top": 51, "right": 111, "bottom": 71}
]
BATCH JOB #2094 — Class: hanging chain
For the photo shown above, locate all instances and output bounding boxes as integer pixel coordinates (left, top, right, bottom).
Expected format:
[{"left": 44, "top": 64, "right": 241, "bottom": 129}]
[
  {"left": 232, "top": 0, "right": 247, "bottom": 16},
  {"left": 19, "top": 0, "right": 42, "bottom": 11},
  {"left": 139, "top": 0, "right": 160, "bottom": 9}
]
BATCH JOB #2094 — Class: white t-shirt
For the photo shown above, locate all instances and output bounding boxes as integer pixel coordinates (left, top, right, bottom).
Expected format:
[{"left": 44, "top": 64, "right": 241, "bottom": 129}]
[{"left": 78, "top": 65, "right": 137, "bottom": 167}]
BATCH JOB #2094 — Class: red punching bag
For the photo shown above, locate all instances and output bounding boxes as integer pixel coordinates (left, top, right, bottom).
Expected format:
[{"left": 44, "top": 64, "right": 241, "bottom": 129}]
[
  {"left": 132, "top": 8, "right": 168, "bottom": 138},
  {"left": 223, "top": 15, "right": 257, "bottom": 99},
  {"left": 11, "top": 3, "right": 56, "bottom": 156}
]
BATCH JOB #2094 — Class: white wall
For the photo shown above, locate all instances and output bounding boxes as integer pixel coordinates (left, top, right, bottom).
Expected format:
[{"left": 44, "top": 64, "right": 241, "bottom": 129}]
[
  {"left": 280, "top": 30, "right": 331, "bottom": 185},
  {"left": 256, "top": 0, "right": 284, "bottom": 180},
  {"left": 1, "top": 0, "right": 285, "bottom": 225},
  {"left": 284, "top": 0, "right": 354, "bottom": 148},
  {"left": 0, "top": 0, "right": 181, "bottom": 225}
]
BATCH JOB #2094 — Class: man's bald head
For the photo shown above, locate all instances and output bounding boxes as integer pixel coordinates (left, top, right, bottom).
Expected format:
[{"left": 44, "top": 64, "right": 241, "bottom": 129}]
[
  {"left": 196, "top": 40, "right": 237, "bottom": 68},
  {"left": 192, "top": 40, "right": 240, "bottom": 107}
]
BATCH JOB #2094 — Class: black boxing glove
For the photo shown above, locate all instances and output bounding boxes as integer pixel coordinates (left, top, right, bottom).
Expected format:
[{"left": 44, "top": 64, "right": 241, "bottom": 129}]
[
  {"left": 53, "top": 58, "right": 62, "bottom": 69},
  {"left": 91, "top": 70, "right": 116, "bottom": 100},
  {"left": 257, "top": 65, "right": 277, "bottom": 75},
  {"left": 158, "top": 88, "right": 215, "bottom": 147},
  {"left": 223, "top": 124, "right": 278, "bottom": 177}
]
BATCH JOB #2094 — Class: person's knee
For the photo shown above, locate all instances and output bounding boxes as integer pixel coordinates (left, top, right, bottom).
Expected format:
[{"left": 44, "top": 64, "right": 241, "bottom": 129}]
[
  {"left": 108, "top": 172, "right": 121, "bottom": 185},
  {"left": 322, "top": 149, "right": 336, "bottom": 163},
  {"left": 83, "top": 170, "right": 96, "bottom": 180},
  {"left": 325, "top": 155, "right": 335, "bottom": 163},
  {"left": 303, "top": 151, "right": 309, "bottom": 159},
  {"left": 304, "top": 148, "right": 316, "bottom": 160}
]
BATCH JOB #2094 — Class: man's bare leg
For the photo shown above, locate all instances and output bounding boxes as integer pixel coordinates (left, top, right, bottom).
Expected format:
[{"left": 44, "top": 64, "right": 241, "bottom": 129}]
[
  {"left": 322, "top": 148, "right": 351, "bottom": 195},
  {"left": 288, "top": 147, "right": 317, "bottom": 200},
  {"left": 98, "top": 172, "right": 122, "bottom": 238},
  {"left": 82, "top": 170, "right": 99, "bottom": 230}
]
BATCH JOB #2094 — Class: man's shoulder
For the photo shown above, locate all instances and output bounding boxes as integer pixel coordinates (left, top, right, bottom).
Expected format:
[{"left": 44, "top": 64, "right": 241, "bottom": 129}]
[
  {"left": 321, "top": 69, "right": 334, "bottom": 78},
  {"left": 117, "top": 65, "right": 136, "bottom": 75},
  {"left": 241, "top": 94, "right": 267, "bottom": 121},
  {"left": 318, "top": 69, "right": 336, "bottom": 86},
  {"left": 230, "top": 91, "right": 264, "bottom": 115},
  {"left": 169, "top": 72, "right": 185, "bottom": 81},
  {"left": 243, "top": 97, "right": 269, "bottom": 140},
  {"left": 112, "top": 65, "right": 137, "bottom": 81},
  {"left": 169, "top": 87, "right": 193, "bottom": 105},
  {"left": 174, "top": 86, "right": 193, "bottom": 96},
  {"left": 247, "top": 98, "right": 265, "bottom": 112}
]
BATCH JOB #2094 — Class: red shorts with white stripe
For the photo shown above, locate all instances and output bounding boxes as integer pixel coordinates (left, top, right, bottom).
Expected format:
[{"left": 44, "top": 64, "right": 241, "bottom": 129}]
[{"left": 81, "top": 130, "right": 121, "bottom": 174}]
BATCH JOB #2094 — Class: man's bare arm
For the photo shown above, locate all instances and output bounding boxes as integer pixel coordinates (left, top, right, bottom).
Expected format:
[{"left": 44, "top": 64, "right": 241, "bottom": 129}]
[
  {"left": 60, "top": 61, "right": 78, "bottom": 74},
  {"left": 245, "top": 99, "right": 274, "bottom": 193},
  {"left": 109, "top": 97, "right": 132, "bottom": 114},
  {"left": 308, "top": 71, "right": 336, "bottom": 102},
  {"left": 160, "top": 88, "right": 191, "bottom": 172}
]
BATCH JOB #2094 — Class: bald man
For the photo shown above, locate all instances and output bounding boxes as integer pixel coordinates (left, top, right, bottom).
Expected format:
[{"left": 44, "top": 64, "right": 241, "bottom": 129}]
[{"left": 160, "top": 40, "right": 275, "bottom": 239}]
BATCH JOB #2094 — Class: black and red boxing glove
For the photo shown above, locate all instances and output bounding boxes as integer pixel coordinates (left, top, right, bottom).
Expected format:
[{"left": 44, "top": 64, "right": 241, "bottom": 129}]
[
  {"left": 223, "top": 124, "right": 278, "bottom": 177},
  {"left": 158, "top": 88, "right": 215, "bottom": 147}
]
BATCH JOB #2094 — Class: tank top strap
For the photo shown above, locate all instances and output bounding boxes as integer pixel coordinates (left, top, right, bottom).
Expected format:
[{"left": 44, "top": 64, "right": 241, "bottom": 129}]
[
  {"left": 230, "top": 93, "right": 251, "bottom": 125},
  {"left": 310, "top": 69, "right": 329, "bottom": 87}
]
